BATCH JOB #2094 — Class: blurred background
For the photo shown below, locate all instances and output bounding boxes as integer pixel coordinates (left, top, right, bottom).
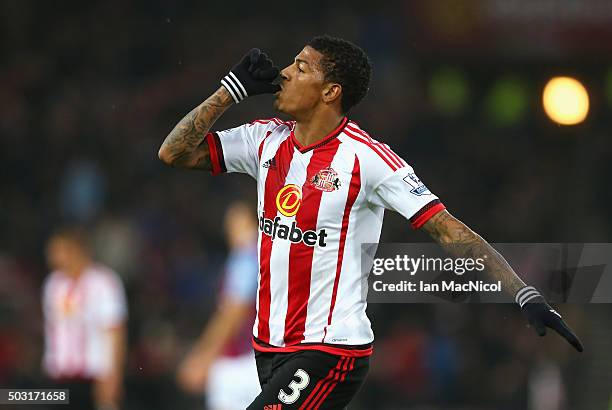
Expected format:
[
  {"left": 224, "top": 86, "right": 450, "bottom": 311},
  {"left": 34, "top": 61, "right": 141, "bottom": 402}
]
[{"left": 1, "top": 0, "right": 611, "bottom": 408}]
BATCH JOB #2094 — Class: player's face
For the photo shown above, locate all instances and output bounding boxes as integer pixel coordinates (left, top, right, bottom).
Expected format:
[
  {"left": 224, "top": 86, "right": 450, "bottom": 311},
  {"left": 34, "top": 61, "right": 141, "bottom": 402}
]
[
  {"left": 274, "top": 46, "right": 327, "bottom": 117},
  {"left": 46, "top": 237, "right": 83, "bottom": 272},
  {"left": 224, "top": 204, "right": 256, "bottom": 248}
]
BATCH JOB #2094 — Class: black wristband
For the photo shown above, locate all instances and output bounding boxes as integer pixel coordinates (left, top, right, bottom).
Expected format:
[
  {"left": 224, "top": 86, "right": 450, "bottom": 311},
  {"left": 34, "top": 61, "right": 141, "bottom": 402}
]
[{"left": 221, "top": 72, "right": 248, "bottom": 103}]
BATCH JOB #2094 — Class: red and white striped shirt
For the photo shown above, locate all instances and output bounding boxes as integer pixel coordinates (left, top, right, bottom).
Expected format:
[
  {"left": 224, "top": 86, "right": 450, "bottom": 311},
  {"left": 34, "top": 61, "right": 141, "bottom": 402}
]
[
  {"left": 42, "top": 264, "right": 127, "bottom": 379},
  {"left": 205, "top": 117, "right": 445, "bottom": 357}
]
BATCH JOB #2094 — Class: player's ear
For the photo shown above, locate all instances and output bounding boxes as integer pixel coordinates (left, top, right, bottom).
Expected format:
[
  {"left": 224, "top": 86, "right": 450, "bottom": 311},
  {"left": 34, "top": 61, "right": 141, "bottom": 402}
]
[{"left": 322, "top": 83, "right": 342, "bottom": 105}]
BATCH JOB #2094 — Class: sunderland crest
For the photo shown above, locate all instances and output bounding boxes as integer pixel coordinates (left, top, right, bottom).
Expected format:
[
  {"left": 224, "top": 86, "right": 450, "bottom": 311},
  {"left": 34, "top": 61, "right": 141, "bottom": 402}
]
[{"left": 310, "top": 167, "right": 341, "bottom": 192}]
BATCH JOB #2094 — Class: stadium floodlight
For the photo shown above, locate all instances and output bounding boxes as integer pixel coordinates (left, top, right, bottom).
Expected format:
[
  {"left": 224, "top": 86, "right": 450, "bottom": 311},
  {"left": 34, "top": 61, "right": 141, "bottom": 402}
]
[
  {"left": 485, "top": 76, "right": 528, "bottom": 126},
  {"left": 542, "top": 76, "right": 589, "bottom": 126},
  {"left": 429, "top": 67, "right": 470, "bottom": 116}
]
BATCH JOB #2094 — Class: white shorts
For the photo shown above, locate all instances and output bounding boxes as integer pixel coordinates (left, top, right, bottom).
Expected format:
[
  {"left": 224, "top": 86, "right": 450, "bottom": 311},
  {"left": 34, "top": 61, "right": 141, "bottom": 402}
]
[{"left": 206, "top": 352, "right": 261, "bottom": 410}]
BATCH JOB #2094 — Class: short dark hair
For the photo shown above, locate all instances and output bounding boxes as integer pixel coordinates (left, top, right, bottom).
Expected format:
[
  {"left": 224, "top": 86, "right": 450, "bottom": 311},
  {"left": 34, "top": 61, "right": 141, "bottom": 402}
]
[{"left": 307, "top": 35, "right": 372, "bottom": 114}]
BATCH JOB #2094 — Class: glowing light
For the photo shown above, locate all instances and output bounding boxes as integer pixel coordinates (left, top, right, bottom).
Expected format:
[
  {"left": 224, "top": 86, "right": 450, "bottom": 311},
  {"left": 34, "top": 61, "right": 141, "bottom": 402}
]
[
  {"left": 485, "top": 76, "right": 528, "bottom": 126},
  {"left": 429, "top": 67, "right": 469, "bottom": 115},
  {"left": 542, "top": 77, "right": 589, "bottom": 125}
]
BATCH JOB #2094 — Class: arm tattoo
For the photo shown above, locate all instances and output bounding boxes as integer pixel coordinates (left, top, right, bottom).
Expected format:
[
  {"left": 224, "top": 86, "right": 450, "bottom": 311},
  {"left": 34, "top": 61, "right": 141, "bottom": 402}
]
[
  {"left": 159, "top": 87, "right": 233, "bottom": 169},
  {"left": 422, "top": 210, "right": 527, "bottom": 296}
]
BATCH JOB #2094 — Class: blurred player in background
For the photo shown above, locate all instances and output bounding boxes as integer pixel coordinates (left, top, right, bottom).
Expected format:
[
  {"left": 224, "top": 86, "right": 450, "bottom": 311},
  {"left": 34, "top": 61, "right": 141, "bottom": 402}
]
[
  {"left": 177, "top": 201, "right": 260, "bottom": 409},
  {"left": 42, "top": 227, "right": 127, "bottom": 410},
  {"left": 159, "top": 35, "right": 582, "bottom": 408}
]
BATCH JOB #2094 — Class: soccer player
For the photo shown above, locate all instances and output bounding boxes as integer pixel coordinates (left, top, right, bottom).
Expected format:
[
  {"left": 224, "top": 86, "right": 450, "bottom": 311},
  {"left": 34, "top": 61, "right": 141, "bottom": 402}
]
[
  {"left": 42, "top": 227, "right": 127, "bottom": 410},
  {"left": 177, "top": 201, "right": 261, "bottom": 409},
  {"left": 159, "top": 35, "right": 583, "bottom": 409}
]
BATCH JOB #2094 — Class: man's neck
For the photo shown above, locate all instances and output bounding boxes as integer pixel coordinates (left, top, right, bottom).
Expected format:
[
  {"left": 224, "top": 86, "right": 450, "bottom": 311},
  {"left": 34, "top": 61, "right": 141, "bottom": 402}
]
[
  {"left": 64, "top": 259, "right": 89, "bottom": 279},
  {"left": 293, "top": 111, "right": 345, "bottom": 148}
]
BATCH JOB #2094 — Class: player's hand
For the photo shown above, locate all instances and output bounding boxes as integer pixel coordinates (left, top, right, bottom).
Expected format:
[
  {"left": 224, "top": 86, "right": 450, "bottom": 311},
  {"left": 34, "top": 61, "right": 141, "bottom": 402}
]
[
  {"left": 221, "top": 48, "right": 281, "bottom": 103},
  {"left": 176, "top": 350, "right": 214, "bottom": 394},
  {"left": 516, "top": 286, "right": 584, "bottom": 352}
]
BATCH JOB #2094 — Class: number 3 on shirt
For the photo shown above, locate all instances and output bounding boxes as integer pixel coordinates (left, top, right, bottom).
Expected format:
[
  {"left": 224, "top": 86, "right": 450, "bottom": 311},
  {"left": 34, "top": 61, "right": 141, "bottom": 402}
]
[{"left": 278, "top": 369, "right": 310, "bottom": 404}]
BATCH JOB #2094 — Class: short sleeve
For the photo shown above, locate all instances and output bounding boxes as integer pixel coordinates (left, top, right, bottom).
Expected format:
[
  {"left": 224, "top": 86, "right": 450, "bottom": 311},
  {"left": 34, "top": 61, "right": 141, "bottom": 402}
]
[
  {"left": 369, "top": 161, "right": 446, "bottom": 229},
  {"left": 222, "top": 246, "right": 258, "bottom": 303},
  {"left": 41, "top": 274, "right": 56, "bottom": 320},
  {"left": 95, "top": 272, "right": 127, "bottom": 328},
  {"left": 205, "top": 118, "right": 283, "bottom": 179}
]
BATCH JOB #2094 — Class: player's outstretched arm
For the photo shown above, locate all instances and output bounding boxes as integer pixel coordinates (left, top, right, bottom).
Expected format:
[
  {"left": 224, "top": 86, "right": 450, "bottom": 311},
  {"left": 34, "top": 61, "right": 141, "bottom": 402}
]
[
  {"left": 158, "top": 87, "right": 233, "bottom": 169},
  {"left": 421, "top": 209, "right": 584, "bottom": 352},
  {"left": 421, "top": 210, "right": 527, "bottom": 295},
  {"left": 159, "top": 48, "right": 280, "bottom": 169}
]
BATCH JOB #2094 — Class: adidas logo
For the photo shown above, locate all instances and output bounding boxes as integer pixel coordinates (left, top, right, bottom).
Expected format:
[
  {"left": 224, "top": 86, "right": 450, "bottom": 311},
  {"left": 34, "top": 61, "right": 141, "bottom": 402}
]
[{"left": 263, "top": 157, "right": 277, "bottom": 169}]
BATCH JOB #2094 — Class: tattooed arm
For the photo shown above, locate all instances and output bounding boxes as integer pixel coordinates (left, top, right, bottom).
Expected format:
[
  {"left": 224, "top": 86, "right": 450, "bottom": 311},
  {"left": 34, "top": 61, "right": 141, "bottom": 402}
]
[
  {"left": 158, "top": 87, "right": 234, "bottom": 169},
  {"left": 422, "top": 209, "right": 585, "bottom": 351},
  {"left": 421, "top": 209, "right": 526, "bottom": 296}
]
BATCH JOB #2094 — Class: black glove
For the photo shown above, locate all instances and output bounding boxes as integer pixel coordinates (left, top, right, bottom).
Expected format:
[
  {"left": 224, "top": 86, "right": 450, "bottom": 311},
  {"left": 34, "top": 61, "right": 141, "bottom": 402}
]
[
  {"left": 516, "top": 286, "right": 584, "bottom": 352},
  {"left": 220, "top": 48, "right": 281, "bottom": 103}
]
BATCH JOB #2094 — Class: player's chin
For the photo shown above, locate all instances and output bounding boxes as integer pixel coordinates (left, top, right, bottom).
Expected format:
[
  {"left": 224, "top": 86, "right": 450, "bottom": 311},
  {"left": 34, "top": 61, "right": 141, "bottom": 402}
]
[{"left": 273, "top": 98, "right": 285, "bottom": 113}]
